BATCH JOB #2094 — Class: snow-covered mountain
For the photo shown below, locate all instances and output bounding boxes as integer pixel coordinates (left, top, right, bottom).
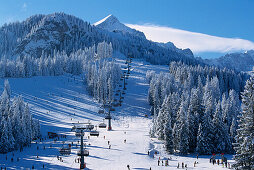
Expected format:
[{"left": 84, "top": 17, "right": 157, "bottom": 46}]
[
  {"left": 94, "top": 14, "right": 146, "bottom": 38},
  {"left": 205, "top": 50, "right": 254, "bottom": 72},
  {"left": 0, "top": 13, "right": 201, "bottom": 66}
]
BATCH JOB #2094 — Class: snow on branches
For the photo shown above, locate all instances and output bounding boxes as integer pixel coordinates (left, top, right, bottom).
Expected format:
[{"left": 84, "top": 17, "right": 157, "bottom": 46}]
[{"left": 0, "top": 80, "right": 40, "bottom": 153}]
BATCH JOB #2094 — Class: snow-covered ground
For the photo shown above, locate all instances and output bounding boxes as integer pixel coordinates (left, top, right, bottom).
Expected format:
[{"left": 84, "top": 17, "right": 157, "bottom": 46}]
[{"left": 0, "top": 57, "right": 234, "bottom": 169}]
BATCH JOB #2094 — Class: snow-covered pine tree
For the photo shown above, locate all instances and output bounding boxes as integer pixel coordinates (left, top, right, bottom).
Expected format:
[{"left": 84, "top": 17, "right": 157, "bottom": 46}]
[
  {"left": 213, "top": 101, "right": 232, "bottom": 153},
  {"left": 233, "top": 76, "right": 254, "bottom": 169},
  {"left": 164, "top": 111, "right": 174, "bottom": 154},
  {"left": 0, "top": 117, "right": 15, "bottom": 153}
]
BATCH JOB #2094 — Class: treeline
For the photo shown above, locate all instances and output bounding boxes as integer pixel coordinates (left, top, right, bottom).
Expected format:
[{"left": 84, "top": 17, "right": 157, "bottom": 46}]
[
  {"left": 0, "top": 41, "right": 113, "bottom": 78},
  {"left": 0, "top": 41, "right": 120, "bottom": 104},
  {"left": 0, "top": 80, "right": 40, "bottom": 153},
  {"left": 147, "top": 62, "right": 248, "bottom": 155}
]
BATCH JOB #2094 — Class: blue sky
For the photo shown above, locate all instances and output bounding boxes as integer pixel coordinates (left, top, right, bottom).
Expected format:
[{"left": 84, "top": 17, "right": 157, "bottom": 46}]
[{"left": 0, "top": 0, "right": 253, "bottom": 58}]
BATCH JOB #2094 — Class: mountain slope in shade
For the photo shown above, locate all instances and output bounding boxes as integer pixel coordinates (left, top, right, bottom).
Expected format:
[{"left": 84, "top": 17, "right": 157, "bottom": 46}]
[
  {"left": 205, "top": 50, "right": 254, "bottom": 72},
  {"left": 94, "top": 14, "right": 146, "bottom": 38}
]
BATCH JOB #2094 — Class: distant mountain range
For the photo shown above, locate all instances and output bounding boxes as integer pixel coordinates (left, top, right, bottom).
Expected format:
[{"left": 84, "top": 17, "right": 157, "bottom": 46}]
[
  {"left": 203, "top": 50, "right": 254, "bottom": 72},
  {"left": 0, "top": 13, "right": 252, "bottom": 72}
]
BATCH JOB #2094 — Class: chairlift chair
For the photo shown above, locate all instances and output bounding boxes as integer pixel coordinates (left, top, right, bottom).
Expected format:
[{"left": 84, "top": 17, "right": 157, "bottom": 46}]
[
  {"left": 115, "top": 93, "right": 119, "bottom": 96},
  {"left": 98, "top": 109, "right": 104, "bottom": 114},
  {"left": 90, "top": 130, "right": 99, "bottom": 137},
  {"left": 99, "top": 122, "right": 107, "bottom": 128},
  {"left": 71, "top": 126, "right": 76, "bottom": 132},
  {"left": 105, "top": 115, "right": 112, "bottom": 120},
  {"left": 86, "top": 124, "right": 94, "bottom": 130},
  {"left": 59, "top": 147, "right": 71, "bottom": 155},
  {"left": 75, "top": 131, "right": 83, "bottom": 137},
  {"left": 77, "top": 150, "right": 89, "bottom": 157}
]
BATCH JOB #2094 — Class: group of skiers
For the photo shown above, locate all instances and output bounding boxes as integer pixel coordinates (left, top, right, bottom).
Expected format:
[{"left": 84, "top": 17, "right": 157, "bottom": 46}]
[
  {"left": 157, "top": 157, "right": 172, "bottom": 166},
  {"left": 210, "top": 156, "right": 231, "bottom": 168}
]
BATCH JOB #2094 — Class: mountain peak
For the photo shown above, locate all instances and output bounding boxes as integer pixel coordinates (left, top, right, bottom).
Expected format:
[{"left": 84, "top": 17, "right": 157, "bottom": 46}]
[
  {"left": 94, "top": 14, "right": 145, "bottom": 38},
  {"left": 94, "top": 14, "right": 119, "bottom": 26}
]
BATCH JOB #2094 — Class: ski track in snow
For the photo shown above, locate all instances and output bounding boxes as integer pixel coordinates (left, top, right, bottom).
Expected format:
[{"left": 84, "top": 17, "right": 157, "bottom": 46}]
[{"left": 0, "top": 57, "right": 233, "bottom": 170}]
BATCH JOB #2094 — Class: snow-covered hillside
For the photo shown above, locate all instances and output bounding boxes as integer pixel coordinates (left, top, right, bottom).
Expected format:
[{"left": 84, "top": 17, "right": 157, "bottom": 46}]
[{"left": 0, "top": 55, "right": 234, "bottom": 169}]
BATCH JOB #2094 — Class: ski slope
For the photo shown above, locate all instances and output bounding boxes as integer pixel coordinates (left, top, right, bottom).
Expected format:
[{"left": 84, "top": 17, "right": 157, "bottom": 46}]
[{"left": 0, "top": 56, "right": 234, "bottom": 169}]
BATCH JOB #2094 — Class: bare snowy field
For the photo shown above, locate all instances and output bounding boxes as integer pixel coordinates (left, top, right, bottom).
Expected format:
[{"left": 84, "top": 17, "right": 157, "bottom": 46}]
[{"left": 0, "top": 57, "right": 234, "bottom": 169}]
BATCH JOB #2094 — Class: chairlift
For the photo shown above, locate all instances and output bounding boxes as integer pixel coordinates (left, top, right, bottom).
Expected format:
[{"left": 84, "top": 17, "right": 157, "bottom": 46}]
[
  {"left": 120, "top": 96, "right": 124, "bottom": 99},
  {"left": 115, "top": 93, "right": 119, "bottom": 96},
  {"left": 120, "top": 78, "right": 123, "bottom": 81},
  {"left": 59, "top": 146, "right": 71, "bottom": 155},
  {"left": 75, "top": 131, "right": 83, "bottom": 137},
  {"left": 90, "top": 130, "right": 99, "bottom": 136},
  {"left": 105, "top": 115, "right": 112, "bottom": 120},
  {"left": 86, "top": 124, "right": 94, "bottom": 130},
  {"left": 77, "top": 150, "right": 89, "bottom": 157},
  {"left": 71, "top": 126, "right": 76, "bottom": 132},
  {"left": 122, "top": 91, "right": 126, "bottom": 95},
  {"left": 98, "top": 109, "right": 104, "bottom": 114},
  {"left": 119, "top": 85, "right": 122, "bottom": 87},
  {"left": 99, "top": 122, "right": 107, "bottom": 128}
]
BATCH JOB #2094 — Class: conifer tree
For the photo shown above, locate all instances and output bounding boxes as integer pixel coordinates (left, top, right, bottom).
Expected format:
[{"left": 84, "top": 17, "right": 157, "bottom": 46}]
[{"left": 233, "top": 77, "right": 254, "bottom": 169}]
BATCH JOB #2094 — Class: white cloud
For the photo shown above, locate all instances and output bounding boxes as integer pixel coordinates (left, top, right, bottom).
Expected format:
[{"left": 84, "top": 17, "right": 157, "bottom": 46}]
[
  {"left": 22, "top": 3, "right": 27, "bottom": 11},
  {"left": 126, "top": 24, "right": 254, "bottom": 54}
]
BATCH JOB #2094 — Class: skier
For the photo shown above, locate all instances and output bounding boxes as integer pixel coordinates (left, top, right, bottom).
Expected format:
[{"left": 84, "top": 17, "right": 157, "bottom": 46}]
[
  {"left": 197, "top": 154, "right": 199, "bottom": 159},
  {"left": 108, "top": 141, "right": 110, "bottom": 145},
  {"left": 43, "top": 164, "right": 45, "bottom": 168},
  {"left": 124, "top": 139, "right": 126, "bottom": 143},
  {"left": 217, "top": 159, "right": 219, "bottom": 165},
  {"left": 109, "top": 145, "right": 111, "bottom": 149},
  {"left": 177, "top": 163, "right": 180, "bottom": 168},
  {"left": 158, "top": 160, "right": 160, "bottom": 166},
  {"left": 148, "top": 151, "right": 150, "bottom": 155},
  {"left": 182, "top": 162, "right": 184, "bottom": 168},
  {"left": 127, "top": 165, "right": 130, "bottom": 170}
]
